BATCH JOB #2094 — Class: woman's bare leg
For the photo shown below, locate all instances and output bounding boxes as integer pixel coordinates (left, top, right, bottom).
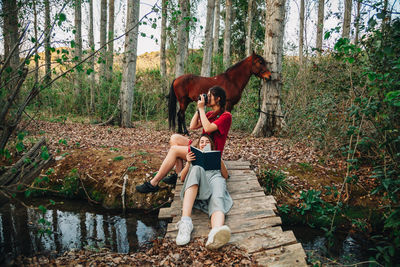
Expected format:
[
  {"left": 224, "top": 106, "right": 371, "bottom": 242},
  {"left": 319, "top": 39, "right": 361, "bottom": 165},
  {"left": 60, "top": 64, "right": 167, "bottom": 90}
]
[
  {"left": 170, "top": 134, "right": 190, "bottom": 173},
  {"left": 149, "top": 145, "right": 188, "bottom": 187},
  {"left": 210, "top": 211, "right": 225, "bottom": 228},
  {"left": 182, "top": 185, "right": 199, "bottom": 217}
]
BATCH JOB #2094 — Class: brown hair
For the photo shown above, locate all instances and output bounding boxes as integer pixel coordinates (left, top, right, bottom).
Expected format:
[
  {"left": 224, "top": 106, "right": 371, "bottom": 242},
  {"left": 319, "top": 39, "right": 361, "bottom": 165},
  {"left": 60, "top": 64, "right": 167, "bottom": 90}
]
[{"left": 192, "top": 134, "right": 215, "bottom": 150}]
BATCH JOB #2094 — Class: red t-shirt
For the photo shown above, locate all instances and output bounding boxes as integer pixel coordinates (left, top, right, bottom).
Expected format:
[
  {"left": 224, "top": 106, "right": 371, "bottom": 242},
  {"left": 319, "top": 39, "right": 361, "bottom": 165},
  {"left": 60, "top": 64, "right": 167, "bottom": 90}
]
[{"left": 203, "top": 111, "right": 232, "bottom": 154}]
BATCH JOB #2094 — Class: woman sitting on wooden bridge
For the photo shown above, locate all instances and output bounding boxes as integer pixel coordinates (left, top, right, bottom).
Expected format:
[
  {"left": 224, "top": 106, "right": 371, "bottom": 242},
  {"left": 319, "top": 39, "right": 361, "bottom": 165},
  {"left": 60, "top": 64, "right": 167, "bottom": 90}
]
[
  {"left": 176, "top": 134, "right": 233, "bottom": 249},
  {"left": 136, "top": 86, "right": 232, "bottom": 193}
]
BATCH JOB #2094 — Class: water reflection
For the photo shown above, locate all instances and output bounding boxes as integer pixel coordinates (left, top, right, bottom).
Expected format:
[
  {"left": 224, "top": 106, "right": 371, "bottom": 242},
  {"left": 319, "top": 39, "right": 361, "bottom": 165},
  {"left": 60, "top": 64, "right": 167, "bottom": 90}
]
[
  {"left": 288, "top": 225, "right": 369, "bottom": 264},
  {"left": 0, "top": 199, "right": 167, "bottom": 262}
]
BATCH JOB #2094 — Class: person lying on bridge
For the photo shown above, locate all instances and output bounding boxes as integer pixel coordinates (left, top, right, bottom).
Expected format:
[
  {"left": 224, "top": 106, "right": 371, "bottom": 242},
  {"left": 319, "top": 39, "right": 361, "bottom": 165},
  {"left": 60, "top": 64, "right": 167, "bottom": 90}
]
[
  {"left": 176, "top": 134, "right": 233, "bottom": 249},
  {"left": 136, "top": 86, "right": 232, "bottom": 193}
]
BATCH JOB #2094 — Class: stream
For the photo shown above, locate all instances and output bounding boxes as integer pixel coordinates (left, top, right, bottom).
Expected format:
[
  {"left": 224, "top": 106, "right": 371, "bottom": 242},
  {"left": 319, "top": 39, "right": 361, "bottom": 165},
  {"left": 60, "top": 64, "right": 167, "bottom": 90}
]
[{"left": 0, "top": 198, "right": 167, "bottom": 263}]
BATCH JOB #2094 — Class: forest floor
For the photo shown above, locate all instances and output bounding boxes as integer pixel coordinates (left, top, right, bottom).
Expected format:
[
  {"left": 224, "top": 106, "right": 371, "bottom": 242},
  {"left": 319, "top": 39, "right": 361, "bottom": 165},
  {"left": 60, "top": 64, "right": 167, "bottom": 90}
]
[{"left": 7, "top": 119, "right": 378, "bottom": 265}]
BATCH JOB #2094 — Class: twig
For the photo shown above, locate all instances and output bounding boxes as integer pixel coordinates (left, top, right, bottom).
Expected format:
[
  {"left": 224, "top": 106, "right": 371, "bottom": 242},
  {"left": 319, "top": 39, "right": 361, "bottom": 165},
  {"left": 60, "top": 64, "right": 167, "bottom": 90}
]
[
  {"left": 79, "top": 174, "right": 99, "bottom": 205},
  {"left": 121, "top": 174, "right": 128, "bottom": 214},
  {"left": 145, "top": 199, "right": 172, "bottom": 214},
  {"left": 0, "top": 189, "right": 31, "bottom": 209}
]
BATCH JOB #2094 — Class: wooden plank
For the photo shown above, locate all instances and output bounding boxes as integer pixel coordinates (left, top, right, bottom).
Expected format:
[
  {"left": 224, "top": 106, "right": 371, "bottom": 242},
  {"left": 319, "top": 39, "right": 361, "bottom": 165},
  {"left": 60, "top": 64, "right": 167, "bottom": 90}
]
[
  {"left": 174, "top": 179, "right": 262, "bottom": 196},
  {"left": 228, "top": 169, "right": 254, "bottom": 176},
  {"left": 158, "top": 207, "right": 173, "bottom": 219},
  {"left": 253, "top": 243, "right": 308, "bottom": 267},
  {"left": 167, "top": 195, "right": 276, "bottom": 218},
  {"left": 172, "top": 207, "right": 277, "bottom": 223},
  {"left": 225, "top": 161, "right": 250, "bottom": 167},
  {"left": 167, "top": 216, "right": 282, "bottom": 239},
  {"left": 174, "top": 190, "right": 266, "bottom": 201},
  {"left": 230, "top": 228, "right": 298, "bottom": 254},
  {"left": 227, "top": 174, "right": 258, "bottom": 182}
]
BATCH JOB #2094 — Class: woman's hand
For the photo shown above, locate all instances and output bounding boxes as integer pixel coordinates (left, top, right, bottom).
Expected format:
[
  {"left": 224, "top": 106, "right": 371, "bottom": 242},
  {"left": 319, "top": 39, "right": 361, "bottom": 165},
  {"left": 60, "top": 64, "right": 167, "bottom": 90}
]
[
  {"left": 197, "top": 94, "right": 206, "bottom": 110},
  {"left": 186, "top": 151, "right": 195, "bottom": 162}
]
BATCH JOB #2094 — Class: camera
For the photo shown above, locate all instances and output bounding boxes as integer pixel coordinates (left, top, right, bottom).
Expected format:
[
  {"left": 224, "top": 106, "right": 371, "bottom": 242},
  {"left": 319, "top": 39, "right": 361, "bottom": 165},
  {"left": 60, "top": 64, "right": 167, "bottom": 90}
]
[{"left": 198, "top": 94, "right": 208, "bottom": 105}]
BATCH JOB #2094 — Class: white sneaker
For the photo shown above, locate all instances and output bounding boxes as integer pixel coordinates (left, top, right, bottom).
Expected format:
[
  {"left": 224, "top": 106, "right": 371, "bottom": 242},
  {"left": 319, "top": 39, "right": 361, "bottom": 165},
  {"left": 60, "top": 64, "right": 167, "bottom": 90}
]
[
  {"left": 205, "top": 225, "right": 231, "bottom": 250},
  {"left": 175, "top": 219, "right": 193, "bottom": 246}
]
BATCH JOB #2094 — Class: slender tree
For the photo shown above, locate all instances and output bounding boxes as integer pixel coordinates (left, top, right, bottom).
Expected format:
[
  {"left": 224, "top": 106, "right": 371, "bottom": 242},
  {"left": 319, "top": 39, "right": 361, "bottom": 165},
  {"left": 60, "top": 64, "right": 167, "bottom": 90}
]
[
  {"left": 201, "top": 0, "right": 215, "bottom": 77},
  {"left": 342, "top": 0, "right": 352, "bottom": 39},
  {"left": 33, "top": 0, "right": 39, "bottom": 85},
  {"left": 299, "top": 0, "right": 305, "bottom": 65},
  {"left": 99, "top": 0, "right": 107, "bottom": 80},
  {"left": 74, "top": 0, "right": 82, "bottom": 99},
  {"left": 175, "top": 0, "right": 188, "bottom": 77},
  {"left": 119, "top": 0, "right": 140, "bottom": 127},
  {"left": 354, "top": 0, "right": 361, "bottom": 44},
  {"left": 44, "top": 0, "right": 51, "bottom": 86},
  {"left": 106, "top": 0, "right": 115, "bottom": 81},
  {"left": 160, "top": 0, "right": 167, "bottom": 93},
  {"left": 89, "top": 0, "right": 95, "bottom": 112},
  {"left": 252, "top": 0, "right": 286, "bottom": 137},
  {"left": 212, "top": 0, "right": 220, "bottom": 57},
  {"left": 316, "top": 0, "right": 324, "bottom": 51},
  {"left": 223, "top": 0, "right": 232, "bottom": 68},
  {"left": 245, "top": 0, "right": 254, "bottom": 56},
  {"left": 183, "top": 1, "right": 190, "bottom": 65}
]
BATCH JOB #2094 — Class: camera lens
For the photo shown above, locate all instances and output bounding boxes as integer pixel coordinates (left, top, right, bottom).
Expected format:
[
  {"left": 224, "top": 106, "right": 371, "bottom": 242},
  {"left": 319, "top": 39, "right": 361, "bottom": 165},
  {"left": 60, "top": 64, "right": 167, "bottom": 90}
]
[{"left": 198, "top": 94, "right": 208, "bottom": 105}]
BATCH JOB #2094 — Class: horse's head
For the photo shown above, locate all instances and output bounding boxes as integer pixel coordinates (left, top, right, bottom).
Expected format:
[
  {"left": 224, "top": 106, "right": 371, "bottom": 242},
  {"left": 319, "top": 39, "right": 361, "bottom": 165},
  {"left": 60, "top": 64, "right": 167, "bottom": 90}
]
[{"left": 251, "top": 51, "right": 271, "bottom": 81}]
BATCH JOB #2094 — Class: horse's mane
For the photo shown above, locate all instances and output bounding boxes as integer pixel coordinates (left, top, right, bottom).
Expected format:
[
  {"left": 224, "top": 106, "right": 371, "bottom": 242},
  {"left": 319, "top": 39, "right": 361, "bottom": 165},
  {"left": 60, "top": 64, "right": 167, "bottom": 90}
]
[{"left": 224, "top": 54, "right": 266, "bottom": 73}]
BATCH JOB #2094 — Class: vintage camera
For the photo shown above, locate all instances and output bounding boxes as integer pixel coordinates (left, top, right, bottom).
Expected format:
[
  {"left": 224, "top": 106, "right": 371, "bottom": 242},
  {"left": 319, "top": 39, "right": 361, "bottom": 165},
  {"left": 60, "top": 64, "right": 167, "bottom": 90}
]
[{"left": 198, "top": 93, "right": 208, "bottom": 105}]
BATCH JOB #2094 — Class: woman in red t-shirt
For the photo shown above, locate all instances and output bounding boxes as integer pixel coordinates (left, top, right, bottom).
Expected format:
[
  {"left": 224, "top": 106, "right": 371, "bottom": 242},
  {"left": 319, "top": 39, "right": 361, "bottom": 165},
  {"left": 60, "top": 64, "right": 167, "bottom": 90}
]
[{"left": 136, "top": 86, "right": 232, "bottom": 193}]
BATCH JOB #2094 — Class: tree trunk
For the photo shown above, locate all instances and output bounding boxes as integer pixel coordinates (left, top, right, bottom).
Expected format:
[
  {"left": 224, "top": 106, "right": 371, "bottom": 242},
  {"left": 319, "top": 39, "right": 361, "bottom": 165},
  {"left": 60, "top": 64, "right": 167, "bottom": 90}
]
[
  {"left": 354, "top": 0, "right": 361, "bottom": 44},
  {"left": 245, "top": 0, "right": 254, "bottom": 56},
  {"left": 212, "top": 0, "right": 220, "bottom": 57},
  {"left": 299, "top": 0, "right": 304, "bottom": 65},
  {"left": 201, "top": 0, "right": 215, "bottom": 77},
  {"left": 252, "top": 0, "right": 286, "bottom": 137},
  {"left": 160, "top": 0, "right": 167, "bottom": 93},
  {"left": 89, "top": 0, "right": 95, "bottom": 112},
  {"left": 119, "top": 0, "right": 140, "bottom": 127},
  {"left": 342, "top": 0, "right": 352, "bottom": 39},
  {"left": 106, "top": 0, "right": 115, "bottom": 81},
  {"left": 175, "top": 0, "right": 188, "bottom": 77},
  {"left": 2, "top": 0, "right": 20, "bottom": 75},
  {"left": 74, "top": 0, "right": 82, "bottom": 100},
  {"left": 100, "top": 0, "right": 107, "bottom": 81},
  {"left": 184, "top": 1, "right": 190, "bottom": 65},
  {"left": 223, "top": 0, "right": 232, "bottom": 68},
  {"left": 316, "top": 0, "right": 324, "bottom": 51},
  {"left": 44, "top": 0, "right": 52, "bottom": 86},
  {"left": 33, "top": 0, "right": 39, "bottom": 85}
]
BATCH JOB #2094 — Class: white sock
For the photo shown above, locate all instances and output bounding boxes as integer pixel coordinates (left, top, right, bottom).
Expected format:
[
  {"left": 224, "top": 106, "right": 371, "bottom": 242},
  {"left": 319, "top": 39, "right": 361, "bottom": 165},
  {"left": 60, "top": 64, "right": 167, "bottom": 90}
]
[{"left": 181, "top": 216, "right": 192, "bottom": 223}]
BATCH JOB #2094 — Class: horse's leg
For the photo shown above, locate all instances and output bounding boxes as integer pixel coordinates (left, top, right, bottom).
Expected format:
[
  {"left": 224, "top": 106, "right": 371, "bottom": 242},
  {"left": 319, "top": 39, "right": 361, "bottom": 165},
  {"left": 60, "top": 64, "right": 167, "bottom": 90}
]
[
  {"left": 178, "top": 99, "right": 190, "bottom": 134},
  {"left": 177, "top": 110, "right": 185, "bottom": 134}
]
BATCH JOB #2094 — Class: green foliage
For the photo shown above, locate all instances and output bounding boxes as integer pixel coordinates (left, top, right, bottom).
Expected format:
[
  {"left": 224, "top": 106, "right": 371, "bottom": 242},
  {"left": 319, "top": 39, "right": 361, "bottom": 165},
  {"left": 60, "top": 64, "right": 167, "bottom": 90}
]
[
  {"left": 230, "top": 76, "right": 261, "bottom": 131},
  {"left": 294, "top": 189, "right": 337, "bottom": 228},
  {"left": 258, "top": 168, "right": 291, "bottom": 195},
  {"left": 36, "top": 200, "right": 55, "bottom": 237},
  {"left": 127, "top": 166, "right": 137, "bottom": 172},
  {"left": 113, "top": 156, "right": 124, "bottom": 161},
  {"left": 61, "top": 169, "right": 80, "bottom": 197}
]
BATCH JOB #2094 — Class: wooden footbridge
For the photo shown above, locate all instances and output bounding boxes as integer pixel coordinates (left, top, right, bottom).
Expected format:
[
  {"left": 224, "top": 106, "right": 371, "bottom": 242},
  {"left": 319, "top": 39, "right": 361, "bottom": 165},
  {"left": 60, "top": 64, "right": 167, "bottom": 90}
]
[{"left": 159, "top": 161, "right": 307, "bottom": 266}]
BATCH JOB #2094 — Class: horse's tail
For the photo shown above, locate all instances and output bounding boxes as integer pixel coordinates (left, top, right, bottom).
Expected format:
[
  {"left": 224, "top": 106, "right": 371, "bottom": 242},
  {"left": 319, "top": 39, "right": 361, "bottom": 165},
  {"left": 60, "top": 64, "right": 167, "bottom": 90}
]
[{"left": 168, "top": 79, "right": 177, "bottom": 131}]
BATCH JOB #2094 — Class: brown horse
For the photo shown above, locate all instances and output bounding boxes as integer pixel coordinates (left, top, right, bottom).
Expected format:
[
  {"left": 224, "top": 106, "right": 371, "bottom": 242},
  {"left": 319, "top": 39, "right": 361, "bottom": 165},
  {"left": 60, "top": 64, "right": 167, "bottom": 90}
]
[{"left": 168, "top": 52, "right": 271, "bottom": 134}]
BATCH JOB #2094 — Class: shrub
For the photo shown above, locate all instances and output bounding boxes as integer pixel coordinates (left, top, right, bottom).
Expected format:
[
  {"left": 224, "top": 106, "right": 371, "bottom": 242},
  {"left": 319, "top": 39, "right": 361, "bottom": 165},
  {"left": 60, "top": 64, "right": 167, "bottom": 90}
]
[{"left": 258, "top": 168, "right": 291, "bottom": 195}]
